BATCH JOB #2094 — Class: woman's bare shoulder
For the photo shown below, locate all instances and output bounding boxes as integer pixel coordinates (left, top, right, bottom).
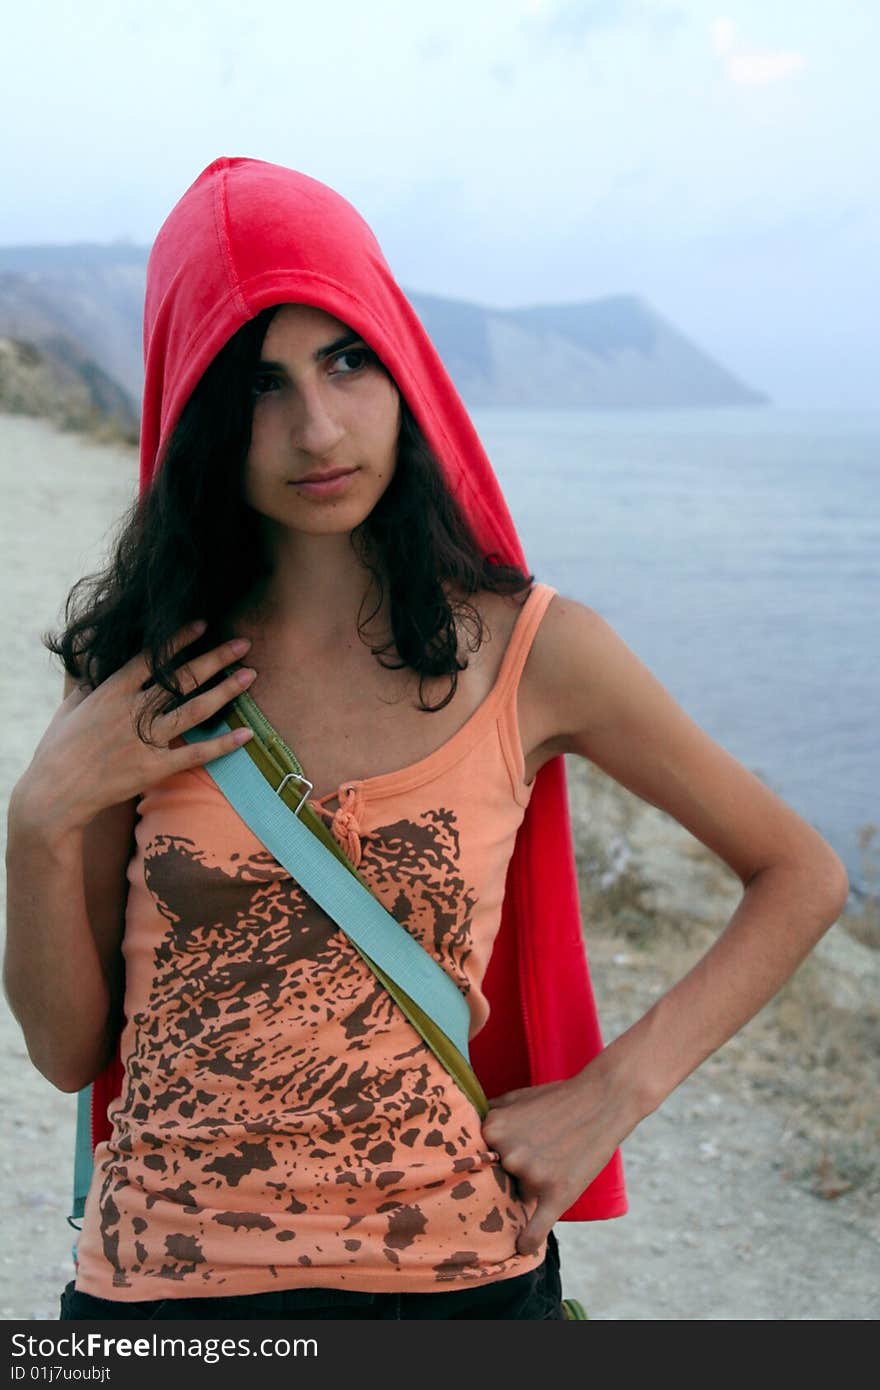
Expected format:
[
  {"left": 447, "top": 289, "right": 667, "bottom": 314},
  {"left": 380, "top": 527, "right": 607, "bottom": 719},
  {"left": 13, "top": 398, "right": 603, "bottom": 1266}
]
[
  {"left": 448, "top": 582, "right": 532, "bottom": 653},
  {"left": 517, "top": 590, "right": 630, "bottom": 750}
]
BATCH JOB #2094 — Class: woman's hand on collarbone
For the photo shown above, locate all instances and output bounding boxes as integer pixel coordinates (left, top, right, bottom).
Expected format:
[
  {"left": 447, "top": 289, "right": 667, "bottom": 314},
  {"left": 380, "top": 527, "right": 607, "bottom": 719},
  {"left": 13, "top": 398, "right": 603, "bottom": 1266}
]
[{"left": 17, "top": 621, "right": 259, "bottom": 841}]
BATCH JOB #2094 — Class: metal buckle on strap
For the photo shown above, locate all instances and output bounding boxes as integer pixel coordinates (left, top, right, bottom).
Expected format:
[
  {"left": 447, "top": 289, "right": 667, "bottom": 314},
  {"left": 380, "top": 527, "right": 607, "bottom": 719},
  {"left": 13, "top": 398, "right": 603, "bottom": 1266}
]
[{"left": 276, "top": 770, "right": 314, "bottom": 816}]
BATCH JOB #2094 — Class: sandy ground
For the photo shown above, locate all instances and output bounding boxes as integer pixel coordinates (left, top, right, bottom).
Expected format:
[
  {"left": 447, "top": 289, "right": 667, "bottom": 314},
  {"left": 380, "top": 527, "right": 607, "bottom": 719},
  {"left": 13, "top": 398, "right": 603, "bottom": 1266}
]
[{"left": 1, "top": 412, "right": 877, "bottom": 1321}]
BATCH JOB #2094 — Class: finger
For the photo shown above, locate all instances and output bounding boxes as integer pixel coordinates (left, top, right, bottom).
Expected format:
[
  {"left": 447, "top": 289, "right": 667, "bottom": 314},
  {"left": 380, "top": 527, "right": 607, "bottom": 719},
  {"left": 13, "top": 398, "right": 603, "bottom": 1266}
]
[
  {"left": 158, "top": 663, "right": 257, "bottom": 737},
  {"left": 171, "top": 635, "right": 253, "bottom": 700},
  {"left": 486, "top": 1090, "right": 521, "bottom": 1110},
  {"left": 128, "top": 619, "right": 208, "bottom": 689},
  {"left": 517, "top": 1201, "right": 556, "bottom": 1257},
  {"left": 168, "top": 721, "right": 254, "bottom": 764}
]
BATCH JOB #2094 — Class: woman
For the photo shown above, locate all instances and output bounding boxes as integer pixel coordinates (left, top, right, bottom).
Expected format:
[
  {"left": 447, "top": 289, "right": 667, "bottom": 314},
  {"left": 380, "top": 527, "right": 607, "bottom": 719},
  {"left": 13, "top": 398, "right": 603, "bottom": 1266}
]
[{"left": 4, "top": 157, "right": 848, "bottom": 1321}]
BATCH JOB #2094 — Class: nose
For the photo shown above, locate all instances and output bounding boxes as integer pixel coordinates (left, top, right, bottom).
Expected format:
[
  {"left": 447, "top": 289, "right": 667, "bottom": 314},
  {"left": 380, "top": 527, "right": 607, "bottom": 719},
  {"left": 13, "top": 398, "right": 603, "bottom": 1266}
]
[{"left": 289, "top": 379, "right": 346, "bottom": 457}]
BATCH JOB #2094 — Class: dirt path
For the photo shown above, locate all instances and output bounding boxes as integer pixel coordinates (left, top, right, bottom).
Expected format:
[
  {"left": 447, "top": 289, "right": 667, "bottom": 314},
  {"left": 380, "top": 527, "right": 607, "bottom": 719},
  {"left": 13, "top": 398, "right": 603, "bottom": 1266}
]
[
  {"left": 558, "top": 1068, "right": 879, "bottom": 1321},
  {"left": 2, "top": 413, "right": 877, "bottom": 1320}
]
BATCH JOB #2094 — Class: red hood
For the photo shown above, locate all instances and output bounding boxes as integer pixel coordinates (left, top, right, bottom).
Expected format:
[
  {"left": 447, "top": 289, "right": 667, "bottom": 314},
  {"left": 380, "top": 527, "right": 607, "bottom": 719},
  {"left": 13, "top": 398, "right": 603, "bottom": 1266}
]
[
  {"left": 132, "top": 155, "right": 626, "bottom": 1222},
  {"left": 143, "top": 154, "right": 507, "bottom": 549}
]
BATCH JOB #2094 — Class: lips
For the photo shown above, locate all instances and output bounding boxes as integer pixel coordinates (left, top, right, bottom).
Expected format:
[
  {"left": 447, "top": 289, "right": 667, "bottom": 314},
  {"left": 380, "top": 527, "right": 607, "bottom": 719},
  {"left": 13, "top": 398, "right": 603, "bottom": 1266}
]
[
  {"left": 289, "top": 466, "right": 360, "bottom": 498},
  {"left": 294, "top": 466, "right": 358, "bottom": 484}
]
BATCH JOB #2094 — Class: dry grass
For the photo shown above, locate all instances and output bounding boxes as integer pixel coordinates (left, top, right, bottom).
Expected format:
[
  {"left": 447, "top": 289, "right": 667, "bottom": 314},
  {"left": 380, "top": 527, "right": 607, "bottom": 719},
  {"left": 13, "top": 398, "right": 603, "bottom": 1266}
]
[{"left": 565, "top": 756, "right": 880, "bottom": 1228}]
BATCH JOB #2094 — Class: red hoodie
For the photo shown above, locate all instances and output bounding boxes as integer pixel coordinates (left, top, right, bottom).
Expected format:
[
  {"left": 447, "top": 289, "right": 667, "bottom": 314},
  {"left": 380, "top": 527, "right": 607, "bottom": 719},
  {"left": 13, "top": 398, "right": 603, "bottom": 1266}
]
[{"left": 89, "top": 155, "right": 626, "bottom": 1222}]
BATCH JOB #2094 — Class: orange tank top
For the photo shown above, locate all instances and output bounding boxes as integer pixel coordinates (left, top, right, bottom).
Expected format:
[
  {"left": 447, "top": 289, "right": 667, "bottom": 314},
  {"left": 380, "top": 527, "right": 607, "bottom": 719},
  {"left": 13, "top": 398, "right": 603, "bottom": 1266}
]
[{"left": 73, "top": 582, "right": 558, "bottom": 1300}]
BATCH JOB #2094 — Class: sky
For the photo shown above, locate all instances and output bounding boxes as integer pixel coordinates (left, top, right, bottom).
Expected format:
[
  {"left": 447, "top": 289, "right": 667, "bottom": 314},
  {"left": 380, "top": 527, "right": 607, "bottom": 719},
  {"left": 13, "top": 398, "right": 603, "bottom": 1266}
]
[{"left": 2, "top": 0, "right": 877, "bottom": 409}]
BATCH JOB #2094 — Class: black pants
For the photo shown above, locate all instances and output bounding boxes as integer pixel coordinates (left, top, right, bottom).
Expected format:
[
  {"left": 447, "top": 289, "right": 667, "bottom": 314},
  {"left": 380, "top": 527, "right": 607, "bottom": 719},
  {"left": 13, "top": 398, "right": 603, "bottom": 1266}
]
[{"left": 59, "top": 1229, "right": 564, "bottom": 1320}]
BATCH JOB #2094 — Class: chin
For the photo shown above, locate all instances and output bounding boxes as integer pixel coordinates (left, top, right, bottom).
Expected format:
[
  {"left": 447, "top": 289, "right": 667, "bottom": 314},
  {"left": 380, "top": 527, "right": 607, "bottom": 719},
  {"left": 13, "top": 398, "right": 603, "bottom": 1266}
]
[{"left": 284, "top": 497, "right": 380, "bottom": 535}]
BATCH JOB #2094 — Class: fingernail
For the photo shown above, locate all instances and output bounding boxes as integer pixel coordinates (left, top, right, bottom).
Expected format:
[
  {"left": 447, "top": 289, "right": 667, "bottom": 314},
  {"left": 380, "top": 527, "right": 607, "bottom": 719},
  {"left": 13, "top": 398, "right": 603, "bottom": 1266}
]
[
  {"left": 193, "top": 618, "right": 207, "bottom": 635},
  {"left": 236, "top": 667, "right": 257, "bottom": 685}
]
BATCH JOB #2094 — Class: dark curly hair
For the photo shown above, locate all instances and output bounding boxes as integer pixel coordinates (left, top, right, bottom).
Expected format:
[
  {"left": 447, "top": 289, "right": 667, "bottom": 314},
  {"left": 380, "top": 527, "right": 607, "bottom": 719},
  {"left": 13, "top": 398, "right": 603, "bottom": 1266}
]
[{"left": 43, "top": 304, "right": 534, "bottom": 744}]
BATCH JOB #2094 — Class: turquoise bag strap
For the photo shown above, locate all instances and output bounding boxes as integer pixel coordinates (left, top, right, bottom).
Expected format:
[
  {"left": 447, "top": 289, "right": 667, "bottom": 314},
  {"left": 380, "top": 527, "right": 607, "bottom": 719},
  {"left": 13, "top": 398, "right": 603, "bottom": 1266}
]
[
  {"left": 69, "top": 1084, "right": 93, "bottom": 1226},
  {"left": 181, "top": 719, "right": 474, "bottom": 1062}
]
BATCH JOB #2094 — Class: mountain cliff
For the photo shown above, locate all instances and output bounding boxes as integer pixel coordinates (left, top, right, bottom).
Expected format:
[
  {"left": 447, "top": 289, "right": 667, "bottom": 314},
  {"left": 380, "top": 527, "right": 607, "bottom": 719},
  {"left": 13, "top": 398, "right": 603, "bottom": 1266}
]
[{"left": 0, "top": 242, "right": 768, "bottom": 423}]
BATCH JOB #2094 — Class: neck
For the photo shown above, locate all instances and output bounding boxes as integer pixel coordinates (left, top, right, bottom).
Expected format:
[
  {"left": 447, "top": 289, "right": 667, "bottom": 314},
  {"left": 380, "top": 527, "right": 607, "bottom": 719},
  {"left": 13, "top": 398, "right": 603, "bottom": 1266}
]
[{"left": 234, "top": 525, "right": 390, "bottom": 657}]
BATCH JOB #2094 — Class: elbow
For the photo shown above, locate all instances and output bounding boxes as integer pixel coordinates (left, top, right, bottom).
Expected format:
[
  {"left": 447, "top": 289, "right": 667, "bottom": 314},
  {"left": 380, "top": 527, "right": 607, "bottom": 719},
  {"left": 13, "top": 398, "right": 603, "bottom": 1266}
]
[
  {"left": 824, "top": 854, "right": 851, "bottom": 921},
  {"left": 803, "top": 840, "right": 850, "bottom": 920},
  {"left": 793, "top": 848, "right": 850, "bottom": 922},
  {"left": 39, "top": 1058, "right": 104, "bottom": 1095},
  {"left": 56, "top": 1076, "right": 94, "bottom": 1096},
  {"left": 46, "top": 1070, "right": 89, "bottom": 1095},
  {"left": 47, "top": 1036, "right": 118, "bottom": 1095},
  {"left": 749, "top": 847, "right": 850, "bottom": 922},
  {"left": 26, "top": 1044, "right": 93, "bottom": 1095},
  {"left": 19, "top": 1026, "right": 112, "bottom": 1095}
]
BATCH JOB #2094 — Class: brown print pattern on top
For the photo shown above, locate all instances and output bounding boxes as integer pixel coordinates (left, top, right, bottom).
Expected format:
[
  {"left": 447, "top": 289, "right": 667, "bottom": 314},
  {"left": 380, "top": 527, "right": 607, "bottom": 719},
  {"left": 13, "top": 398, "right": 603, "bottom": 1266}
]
[{"left": 97, "top": 806, "right": 528, "bottom": 1290}]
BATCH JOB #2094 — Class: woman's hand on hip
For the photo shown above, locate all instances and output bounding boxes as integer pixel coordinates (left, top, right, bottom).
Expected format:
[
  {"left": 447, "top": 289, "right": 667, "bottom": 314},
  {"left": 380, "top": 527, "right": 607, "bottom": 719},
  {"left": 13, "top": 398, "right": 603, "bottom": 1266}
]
[{"left": 482, "top": 1060, "right": 643, "bottom": 1256}]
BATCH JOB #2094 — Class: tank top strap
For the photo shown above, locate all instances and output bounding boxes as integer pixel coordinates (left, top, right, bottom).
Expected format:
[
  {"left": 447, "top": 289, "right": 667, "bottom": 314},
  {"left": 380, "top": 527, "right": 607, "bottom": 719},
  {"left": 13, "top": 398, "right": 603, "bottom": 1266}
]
[
  {"left": 493, "top": 581, "right": 557, "bottom": 805},
  {"left": 493, "top": 581, "right": 557, "bottom": 703}
]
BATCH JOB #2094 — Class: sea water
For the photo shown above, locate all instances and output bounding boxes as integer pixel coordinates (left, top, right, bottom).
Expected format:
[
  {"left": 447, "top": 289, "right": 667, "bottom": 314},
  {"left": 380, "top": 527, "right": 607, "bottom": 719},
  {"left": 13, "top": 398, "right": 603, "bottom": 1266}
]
[{"left": 473, "top": 406, "right": 880, "bottom": 900}]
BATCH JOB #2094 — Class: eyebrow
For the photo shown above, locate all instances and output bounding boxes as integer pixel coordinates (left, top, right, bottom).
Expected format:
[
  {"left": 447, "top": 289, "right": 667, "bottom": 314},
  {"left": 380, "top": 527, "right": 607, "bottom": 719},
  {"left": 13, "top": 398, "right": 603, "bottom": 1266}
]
[{"left": 257, "top": 330, "right": 364, "bottom": 372}]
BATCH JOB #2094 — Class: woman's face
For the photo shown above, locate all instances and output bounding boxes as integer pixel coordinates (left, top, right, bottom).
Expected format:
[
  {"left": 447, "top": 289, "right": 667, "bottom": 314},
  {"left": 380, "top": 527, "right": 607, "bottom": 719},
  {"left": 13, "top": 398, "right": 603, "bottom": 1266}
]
[{"left": 243, "top": 303, "right": 401, "bottom": 538}]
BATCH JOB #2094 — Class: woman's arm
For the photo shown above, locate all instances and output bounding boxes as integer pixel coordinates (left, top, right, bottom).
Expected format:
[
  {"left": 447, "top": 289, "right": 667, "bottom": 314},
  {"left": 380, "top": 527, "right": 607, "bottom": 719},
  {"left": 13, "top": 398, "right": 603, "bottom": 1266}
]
[
  {"left": 487, "top": 594, "right": 849, "bottom": 1252},
  {"left": 532, "top": 594, "right": 847, "bottom": 1106},
  {"left": 3, "top": 671, "right": 135, "bottom": 1093},
  {"left": 4, "top": 622, "right": 257, "bottom": 1092}
]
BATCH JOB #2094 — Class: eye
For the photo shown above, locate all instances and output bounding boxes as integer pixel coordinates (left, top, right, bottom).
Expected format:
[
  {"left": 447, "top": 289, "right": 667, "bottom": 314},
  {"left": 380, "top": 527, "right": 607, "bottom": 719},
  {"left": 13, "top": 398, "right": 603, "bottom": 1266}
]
[
  {"left": 330, "top": 346, "right": 376, "bottom": 375},
  {"left": 251, "top": 372, "right": 281, "bottom": 398}
]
